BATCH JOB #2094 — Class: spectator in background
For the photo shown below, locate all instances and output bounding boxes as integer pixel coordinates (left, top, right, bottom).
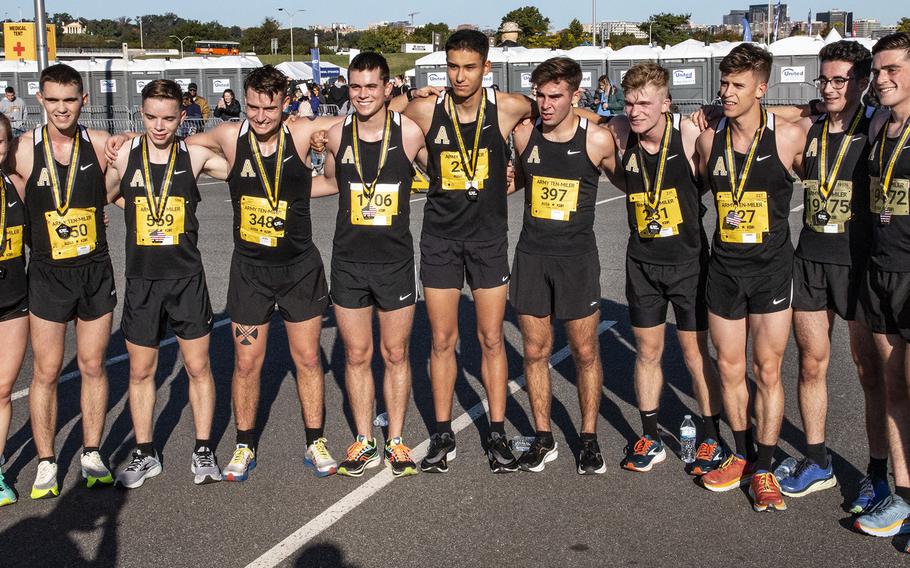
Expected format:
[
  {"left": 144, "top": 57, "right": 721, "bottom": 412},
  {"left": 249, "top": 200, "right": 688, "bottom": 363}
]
[
  {"left": 187, "top": 83, "right": 211, "bottom": 120},
  {"left": 309, "top": 84, "right": 321, "bottom": 115},
  {"left": 0, "top": 87, "right": 26, "bottom": 136},
  {"left": 181, "top": 92, "right": 202, "bottom": 136},
  {"left": 390, "top": 75, "right": 407, "bottom": 97},
  {"left": 214, "top": 88, "right": 241, "bottom": 120},
  {"left": 326, "top": 76, "right": 348, "bottom": 114}
]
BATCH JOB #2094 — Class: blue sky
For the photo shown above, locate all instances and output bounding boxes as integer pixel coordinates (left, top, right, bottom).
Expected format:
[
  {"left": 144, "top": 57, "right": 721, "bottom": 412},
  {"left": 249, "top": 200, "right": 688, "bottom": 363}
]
[{"left": 2, "top": 1, "right": 898, "bottom": 29}]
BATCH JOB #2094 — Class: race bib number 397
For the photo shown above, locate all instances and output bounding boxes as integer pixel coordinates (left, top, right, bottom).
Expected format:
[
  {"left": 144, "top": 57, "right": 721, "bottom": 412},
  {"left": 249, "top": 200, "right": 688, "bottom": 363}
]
[
  {"left": 530, "top": 176, "right": 580, "bottom": 221},
  {"left": 45, "top": 208, "right": 97, "bottom": 260},
  {"left": 240, "top": 195, "right": 288, "bottom": 247},
  {"left": 716, "top": 191, "right": 770, "bottom": 244},
  {"left": 136, "top": 197, "right": 185, "bottom": 246}
]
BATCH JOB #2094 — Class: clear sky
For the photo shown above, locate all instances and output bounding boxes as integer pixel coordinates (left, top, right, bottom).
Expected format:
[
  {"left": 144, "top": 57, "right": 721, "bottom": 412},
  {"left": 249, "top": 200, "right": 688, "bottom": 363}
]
[{"left": 2, "top": 1, "right": 899, "bottom": 29}]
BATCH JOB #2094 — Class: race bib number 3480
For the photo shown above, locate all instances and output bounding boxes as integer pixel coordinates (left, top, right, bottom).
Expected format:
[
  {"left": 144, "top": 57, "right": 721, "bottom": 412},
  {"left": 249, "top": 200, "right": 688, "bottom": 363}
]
[{"left": 240, "top": 195, "right": 288, "bottom": 247}]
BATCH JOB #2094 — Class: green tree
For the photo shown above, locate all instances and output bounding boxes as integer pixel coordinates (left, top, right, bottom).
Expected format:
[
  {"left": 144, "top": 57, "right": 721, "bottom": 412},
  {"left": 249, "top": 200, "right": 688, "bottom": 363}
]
[
  {"left": 241, "top": 18, "right": 282, "bottom": 55},
  {"left": 639, "top": 13, "right": 690, "bottom": 46},
  {"left": 410, "top": 22, "right": 450, "bottom": 47},
  {"left": 606, "top": 33, "right": 648, "bottom": 50},
  {"left": 500, "top": 6, "right": 550, "bottom": 43},
  {"left": 898, "top": 18, "right": 910, "bottom": 33},
  {"left": 557, "top": 18, "right": 586, "bottom": 49},
  {"left": 356, "top": 26, "right": 408, "bottom": 53}
]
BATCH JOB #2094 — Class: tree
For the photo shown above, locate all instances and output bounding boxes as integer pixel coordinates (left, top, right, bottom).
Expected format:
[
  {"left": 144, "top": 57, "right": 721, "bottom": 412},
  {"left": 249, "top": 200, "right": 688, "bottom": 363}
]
[
  {"left": 356, "top": 26, "right": 408, "bottom": 53},
  {"left": 607, "top": 33, "right": 648, "bottom": 50},
  {"left": 899, "top": 18, "right": 910, "bottom": 33},
  {"left": 500, "top": 6, "right": 550, "bottom": 43},
  {"left": 639, "top": 13, "right": 691, "bottom": 46},
  {"left": 557, "top": 18, "right": 586, "bottom": 49},
  {"left": 241, "top": 18, "right": 281, "bottom": 55},
  {"left": 411, "top": 22, "right": 450, "bottom": 47}
]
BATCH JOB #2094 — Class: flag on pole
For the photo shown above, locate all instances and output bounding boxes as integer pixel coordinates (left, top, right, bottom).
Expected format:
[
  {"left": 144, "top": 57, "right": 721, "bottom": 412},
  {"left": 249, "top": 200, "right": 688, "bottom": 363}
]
[
  {"left": 773, "top": 1, "right": 782, "bottom": 43},
  {"left": 807, "top": 10, "right": 812, "bottom": 35},
  {"left": 742, "top": 17, "right": 752, "bottom": 42}
]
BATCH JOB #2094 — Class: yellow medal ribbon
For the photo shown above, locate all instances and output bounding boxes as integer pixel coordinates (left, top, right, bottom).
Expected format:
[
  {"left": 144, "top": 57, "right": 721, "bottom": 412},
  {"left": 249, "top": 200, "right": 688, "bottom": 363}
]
[
  {"left": 818, "top": 105, "right": 864, "bottom": 200},
  {"left": 447, "top": 91, "right": 486, "bottom": 187},
  {"left": 351, "top": 110, "right": 393, "bottom": 202},
  {"left": 140, "top": 135, "right": 179, "bottom": 223},
  {"left": 248, "top": 125, "right": 286, "bottom": 211},
  {"left": 41, "top": 125, "right": 81, "bottom": 216},
  {"left": 638, "top": 112, "right": 674, "bottom": 212},
  {"left": 877, "top": 115, "right": 910, "bottom": 197},
  {"left": 724, "top": 108, "right": 766, "bottom": 205},
  {"left": 0, "top": 173, "right": 8, "bottom": 255}
]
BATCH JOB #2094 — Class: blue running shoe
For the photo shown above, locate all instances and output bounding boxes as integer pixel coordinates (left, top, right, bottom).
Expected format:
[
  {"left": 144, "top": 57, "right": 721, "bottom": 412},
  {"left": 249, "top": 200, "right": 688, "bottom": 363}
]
[
  {"left": 621, "top": 435, "right": 666, "bottom": 472},
  {"left": 0, "top": 472, "right": 16, "bottom": 507},
  {"left": 854, "top": 494, "right": 910, "bottom": 537},
  {"left": 780, "top": 457, "right": 837, "bottom": 497},
  {"left": 850, "top": 475, "right": 891, "bottom": 515}
]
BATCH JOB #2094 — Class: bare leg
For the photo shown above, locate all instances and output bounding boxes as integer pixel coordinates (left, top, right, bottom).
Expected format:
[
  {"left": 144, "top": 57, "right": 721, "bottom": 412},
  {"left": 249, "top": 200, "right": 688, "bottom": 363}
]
[
  {"left": 518, "top": 314, "right": 553, "bottom": 432},
  {"left": 286, "top": 315, "right": 325, "bottom": 429},
  {"left": 231, "top": 322, "right": 269, "bottom": 432},
  {"left": 565, "top": 312, "right": 602, "bottom": 434},
  {"left": 335, "top": 305, "right": 375, "bottom": 438},
  {"left": 178, "top": 334, "right": 215, "bottom": 441},
  {"left": 424, "top": 288, "right": 460, "bottom": 423},
  {"left": 874, "top": 333, "right": 909, "bottom": 488},
  {"left": 749, "top": 309, "right": 791, "bottom": 447},
  {"left": 377, "top": 305, "right": 415, "bottom": 440},
  {"left": 0, "top": 316, "right": 28, "bottom": 458},
  {"left": 472, "top": 285, "right": 508, "bottom": 423},
  {"left": 677, "top": 329, "right": 722, "bottom": 418},
  {"left": 125, "top": 341, "right": 158, "bottom": 445},
  {"left": 708, "top": 312, "right": 750, "bottom": 433},
  {"left": 793, "top": 310, "right": 833, "bottom": 445},
  {"left": 74, "top": 314, "right": 113, "bottom": 449},
  {"left": 848, "top": 321, "right": 888, "bottom": 461},
  {"left": 632, "top": 324, "right": 665, "bottom": 417}
]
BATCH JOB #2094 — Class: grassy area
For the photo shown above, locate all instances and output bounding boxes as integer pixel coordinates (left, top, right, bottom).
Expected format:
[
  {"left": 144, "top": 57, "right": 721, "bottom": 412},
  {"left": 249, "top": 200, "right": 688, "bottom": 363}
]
[{"left": 256, "top": 53, "right": 421, "bottom": 77}]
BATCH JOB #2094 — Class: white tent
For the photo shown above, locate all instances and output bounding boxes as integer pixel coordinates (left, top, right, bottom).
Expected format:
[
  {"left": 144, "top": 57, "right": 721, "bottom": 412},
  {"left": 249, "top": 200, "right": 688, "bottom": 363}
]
[{"left": 275, "top": 61, "right": 347, "bottom": 82}]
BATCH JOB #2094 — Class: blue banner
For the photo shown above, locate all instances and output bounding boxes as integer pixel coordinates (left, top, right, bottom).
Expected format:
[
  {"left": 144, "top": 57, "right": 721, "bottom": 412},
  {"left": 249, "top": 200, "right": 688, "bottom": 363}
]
[
  {"left": 742, "top": 18, "right": 752, "bottom": 42},
  {"left": 310, "top": 48, "right": 321, "bottom": 83}
]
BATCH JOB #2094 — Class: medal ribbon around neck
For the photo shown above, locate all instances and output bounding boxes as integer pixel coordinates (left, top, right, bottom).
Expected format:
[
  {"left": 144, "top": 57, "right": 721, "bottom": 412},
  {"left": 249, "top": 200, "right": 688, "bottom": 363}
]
[
  {"left": 724, "top": 108, "right": 767, "bottom": 205},
  {"left": 818, "top": 105, "right": 864, "bottom": 200},
  {"left": 351, "top": 110, "right": 393, "bottom": 203},
  {"left": 140, "top": 135, "right": 179, "bottom": 223},
  {"left": 447, "top": 91, "right": 486, "bottom": 186},
  {"left": 42, "top": 125, "right": 81, "bottom": 216},
  {"left": 0, "top": 174, "right": 8, "bottom": 255},
  {"left": 638, "top": 112, "right": 674, "bottom": 212},
  {"left": 248, "top": 125, "right": 287, "bottom": 211},
  {"left": 877, "top": 114, "right": 910, "bottom": 196}
]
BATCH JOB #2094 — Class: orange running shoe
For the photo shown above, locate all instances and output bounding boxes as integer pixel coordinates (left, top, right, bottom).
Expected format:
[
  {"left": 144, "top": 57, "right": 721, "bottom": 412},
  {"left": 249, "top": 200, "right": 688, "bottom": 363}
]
[
  {"left": 750, "top": 471, "right": 787, "bottom": 511},
  {"left": 701, "top": 454, "right": 754, "bottom": 492}
]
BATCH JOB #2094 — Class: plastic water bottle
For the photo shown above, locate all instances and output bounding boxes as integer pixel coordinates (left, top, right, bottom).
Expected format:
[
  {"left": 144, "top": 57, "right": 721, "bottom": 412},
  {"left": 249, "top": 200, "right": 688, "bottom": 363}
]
[
  {"left": 680, "top": 415, "right": 697, "bottom": 463},
  {"left": 774, "top": 456, "right": 799, "bottom": 481},
  {"left": 372, "top": 412, "right": 388, "bottom": 428},
  {"left": 510, "top": 436, "right": 535, "bottom": 453}
]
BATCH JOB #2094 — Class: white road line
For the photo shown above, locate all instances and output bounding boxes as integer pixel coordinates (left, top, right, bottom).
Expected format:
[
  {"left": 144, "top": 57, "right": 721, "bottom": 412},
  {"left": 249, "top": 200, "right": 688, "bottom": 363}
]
[
  {"left": 596, "top": 194, "right": 625, "bottom": 205},
  {"left": 410, "top": 196, "right": 427, "bottom": 203},
  {"left": 246, "top": 319, "right": 617, "bottom": 568},
  {"left": 791, "top": 204, "right": 804, "bottom": 212},
  {"left": 10, "top": 318, "right": 233, "bottom": 402},
  {"left": 198, "top": 181, "right": 224, "bottom": 186}
]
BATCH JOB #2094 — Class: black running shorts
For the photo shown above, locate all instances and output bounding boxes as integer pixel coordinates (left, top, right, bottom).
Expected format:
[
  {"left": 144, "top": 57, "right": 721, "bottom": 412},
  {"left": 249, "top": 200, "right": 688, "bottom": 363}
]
[
  {"left": 28, "top": 259, "right": 117, "bottom": 323},
  {"left": 121, "top": 272, "right": 214, "bottom": 347},
  {"left": 331, "top": 257, "right": 418, "bottom": 311},
  {"left": 420, "top": 232, "right": 510, "bottom": 290},
  {"left": 705, "top": 260, "right": 792, "bottom": 320},
  {"left": 861, "top": 267, "right": 910, "bottom": 340},
  {"left": 509, "top": 249, "right": 601, "bottom": 320},
  {"left": 625, "top": 256, "right": 707, "bottom": 331},
  {"left": 0, "top": 294, "right": 28, "bottom": 322},
  {"left": 792, "top": 256, "right": 862, "bottom": 321}
]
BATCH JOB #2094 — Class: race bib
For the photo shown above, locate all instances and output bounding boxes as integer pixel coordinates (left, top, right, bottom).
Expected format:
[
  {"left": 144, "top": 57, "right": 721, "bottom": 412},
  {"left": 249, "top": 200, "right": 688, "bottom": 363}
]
[
  {"left": 530, "top": 176, "right": 580, "bottom": 221},
  {"left": 629, "top": 188, "right": 684, "bottom": 238},
  {"left": 0, "top": 225, "right": 24, "bottom": 261},
  {"left": 240, "top": 195, "right": 288, "bottom": 247},
  {"left": 440, "top": 149, "right": 489, "bottom": 190},
  {"left": 135, "top": 196, "right": 185, "bottom": 246},
  {"left": 350, "top": 183, "right": 400, "bottom": 227},
  {"left": 803, "top": 180, "right": 853, "bottom": 234},
  {"left": 870, "top": 177, "right": 910, "bottom": 216},
  {"left": 45, "top": 208, "right": 97, "bottom": 260},
  {"left": 716, "top": 191, "right": 770, "bottom": 244}
]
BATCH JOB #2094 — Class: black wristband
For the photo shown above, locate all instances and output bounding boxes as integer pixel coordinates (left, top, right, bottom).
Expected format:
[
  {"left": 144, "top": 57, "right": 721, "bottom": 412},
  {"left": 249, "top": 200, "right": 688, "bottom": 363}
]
[{"left": 406, "top": 87, "right": 415, "bottom": 102}]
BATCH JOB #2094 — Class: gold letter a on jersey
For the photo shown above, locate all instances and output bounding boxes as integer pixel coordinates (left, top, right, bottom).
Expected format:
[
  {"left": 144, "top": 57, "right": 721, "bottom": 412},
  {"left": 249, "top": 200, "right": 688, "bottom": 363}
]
[
  {"left": 129, "top": 170, "right": 145, "bottom": 187},
  {"left": 527, "top": 145, "right": 540, "bottom": 164},
  {"left": 806, "top": 137, "right": 818, "bottom": 158},
  {"left": 36, "top": 167, "right": 50, "bottom": 187},
  {"left": 625, "top": 153, "right": 639, "bottom": 173},
  {"left": 240, "top": 159, "right": 256, "bottom": 178},
  {"left": 340, "top": 146, "right": 355, "bottom": 164},
  {"left": 712, "top": 157, "right": 728, "bottom": 177},
  {"left": 434, "top": 126, "right": 450, "bottom": 146}
]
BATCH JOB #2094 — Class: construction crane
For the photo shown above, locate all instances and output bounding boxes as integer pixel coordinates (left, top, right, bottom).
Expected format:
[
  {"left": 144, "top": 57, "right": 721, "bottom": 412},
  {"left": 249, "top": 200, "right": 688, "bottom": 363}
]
[{"left": 408, "top": 11, "right": 420, "bottom": 25}]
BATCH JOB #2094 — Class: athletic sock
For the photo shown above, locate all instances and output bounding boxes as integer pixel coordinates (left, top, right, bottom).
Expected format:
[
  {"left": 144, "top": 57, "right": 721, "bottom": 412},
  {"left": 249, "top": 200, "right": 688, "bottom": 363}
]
[
  {"left": 868, "top": 457, "right": 888, "bottom": 480},
  {"left": 745, "top": 429, "right": 758, "bottom": 462},
  {"left": 732, "top": 429, "right": 750, "bottom": 458},
  {"left": 305, "top": 427, "right": 324, "bottom": 446},
  {"left": 536, "top": 431, "right": 554, "bottom": 446},
  {"left": 895, "top": 486, "right": 910, "bottom": 502},
  {"left": 702, "top": 414, "right": 722, "bottom": 442},
  {"left": 38, "top": 456, "right": 56, "bottom": 465},
  {"left": 436, "top": 420, "right": 453, "bottom": 435},
  {"left": 82, "top": 446, "right": 100, "bottom": 455},
  {"left": 806, "top": 443, "right": 828, "bottom": 467},
  {"left": 236, "top": 429, "right": 256, "bottom": 449},
  {"left": 137, "top": 442, "right": 155, "bottom": 456},
  {"left": 755, "top": 443, "right": 776, "bottom": 472},
  {"left": 639, "top": 408, "right": 660, "bottom": 439},
  {"left": 194, "top": 439, "right": 211, "bottom": 453},
  {"left": 490, "top": 421, "right": 506, "bottom": 436},
  {"left": 580, "top": 432, "right": 597, "bottom": 442}
]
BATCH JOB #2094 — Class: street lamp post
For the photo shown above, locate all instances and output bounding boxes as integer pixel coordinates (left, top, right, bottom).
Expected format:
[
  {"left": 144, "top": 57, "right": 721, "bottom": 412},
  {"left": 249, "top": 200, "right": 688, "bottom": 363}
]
[
  {"left": 137, "top": 15, "right": 144, "bottom": 50},
  {"left": 277, "top": 8, "right": 305, "bottom": 62},
  {"left": 170, "top": 35, "right": 193, "bottom": 58}
]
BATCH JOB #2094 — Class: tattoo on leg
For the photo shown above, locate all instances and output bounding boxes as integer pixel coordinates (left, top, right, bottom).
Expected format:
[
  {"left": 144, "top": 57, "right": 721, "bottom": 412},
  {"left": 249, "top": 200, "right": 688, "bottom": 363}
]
[{"left": 235, "top": 325, "right": 259, "bottom": 346}]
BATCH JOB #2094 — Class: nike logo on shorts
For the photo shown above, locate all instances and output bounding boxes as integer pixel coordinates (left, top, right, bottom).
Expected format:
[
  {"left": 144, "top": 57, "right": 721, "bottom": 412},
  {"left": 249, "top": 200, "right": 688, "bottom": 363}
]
[
  {"left": 316, "top": 295, "right": 327, "bottom": 302},
  {"left": 501, "top": 275, "right": 510, "bottom": 282},
  {"left": 399, "top": 292, "right": 412, "bottom": 301},
  {"left": 756, "top": 155, "right": 771, "bottom": 162},
  {"left": 772, "top": 297, "right": 788, "bottom": 305},
  {"left": 590, "top": 301, "right": 599, "bottom": 307},
  {"left": 80, "top": 164, "right": 93, "bottom": 171}
]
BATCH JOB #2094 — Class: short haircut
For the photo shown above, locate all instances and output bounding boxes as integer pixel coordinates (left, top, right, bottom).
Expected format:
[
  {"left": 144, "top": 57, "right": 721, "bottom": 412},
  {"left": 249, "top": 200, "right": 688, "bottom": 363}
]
[
  {"left": 819, "top": 40, "right": 873, "bottom": 78},
  {"left": 719, "top": 43, "right": 773, "bottom": 83},
  {"left": 0, "top": 113, "right": 10, "bottom": 141},
  {"left": 141, "top": 79, "right": 182, "bottom": 104},
  {"left": 243, "top": 65, "right": 289, "bottom": 99},
  {"left": 40, "top": 63, "right": 83, "bottom": 94},
  {"left": 348, "top": 52, "right": 390, "bottom": 83},
  {"left": 223, "top": 88, "right": 235, "bottom": 97},
  {"left": 445, "top": 29, "right": 489, "bottom": 61},
  {"left": 4, "top": 86, "right": 13, "bottom": 94},
  {"left": 621, "top": 62, "right": 670, "bottom": 95},
  {"left": 531, "top": 57, "right": 582, "bottom": 92},
  {"left": 872, "top": 32, "right": 910, "bottom": 59}
]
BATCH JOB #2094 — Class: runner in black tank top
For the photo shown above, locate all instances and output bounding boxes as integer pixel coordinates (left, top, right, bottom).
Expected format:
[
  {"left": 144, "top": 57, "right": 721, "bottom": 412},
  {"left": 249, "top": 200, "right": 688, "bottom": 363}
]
[{"left": 509, "top": 57, "right": 623, "bottom": 475}]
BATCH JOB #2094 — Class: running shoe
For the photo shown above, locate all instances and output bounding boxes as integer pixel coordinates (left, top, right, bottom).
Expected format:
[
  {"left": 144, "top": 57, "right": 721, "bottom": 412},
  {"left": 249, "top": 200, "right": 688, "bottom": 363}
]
[
  {"left": 779, "top": 456, "right": 837, "bottom": 497},
  {"left": 385, "top": 437, "right": 418, "bottom": 478},
  {"left": 854, "top": 494, "right": 910, "bottom": 537},
  {"left": 192, "top": 447, "right": 222, "bottom": 485},
  {"left": 420, "top": 432, "right": 456, "bottom": 473},
  {"left": 750, "top": 471, "right": 787, "bottom": 511},
  {"left": 689, "top": 438, "right": 725, "bottom": 476},
  {"left": 222, "top": 443, "right": 256, "bottom": 482},
  {"left": 116, "top": 449, "right": 162, "bottom": 489},
  {"left": 337, "top": 436, "right": 380, "bottom": 477},
  {"left": 81, "top": 450, "right": 114, "bottom": 488},
  {"left": 850, "top": 475, "right": 891, "bottom": 515},
  {"left": 304, "top": 438, "right": 338, "bottom": 477},
  {"left": 621, "top": 435, "right": 666, "bottom": 472},
  {"left": 0, "top": 472, "right": 16, "bottom": 506},
  {"left": 701, "top": 454, "right": 755, "bottom": 492},
  {"left": 30, "top": 461, "right": 59, "bottom": 500},
  {"left": 577, "top": 438, "right": 607, "bottom": 475},
  {"left": 486, "top": 432, "right": 520, "bottom": 473},
  {"left": 517, "top": 437, "right": 558, "bottom": 473}
]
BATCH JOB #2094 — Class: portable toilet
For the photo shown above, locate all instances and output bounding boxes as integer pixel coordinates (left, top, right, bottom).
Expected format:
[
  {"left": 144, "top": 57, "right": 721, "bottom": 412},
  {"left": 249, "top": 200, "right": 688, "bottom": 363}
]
[
  {"left": 13, "top": 59, "right": 42, "bottom": 106},
  {"left": 414, "top": 50, "right": 448, "bottom": 89},
  {"left": 122, "top": 58, "right": 166, "bottom": 111},
  {"left": 235, "top": 54, "right": 262, "bottom": 108},
  {"left": 196, "top": 56, "right": 244, "bottom": 110},
  {"left": 164, "top": 57, "right": 205, "bottom": 102},
  {"left": 658, "top": 39, "right": 712, "bottom": 105},
  {"left": 565, "top": 46, "right": 608, "bottom": 92},
  {"left": 607, "top": 44, "right": 661, "bottom": 89},
  {"left": 767, "top": 36, "right": 823, "bottom": 104},
  {"left": 708, "top": 41, "right": 751, "bottom": 100},
  {"left": 507, "top": 48, "right": 567, "bottom": 94},
  {"left": 0, "top": 60, "right": 18, "bottom": 99},
  {"left": 485, "top": 47, "right": 515, "bottom": 91}
]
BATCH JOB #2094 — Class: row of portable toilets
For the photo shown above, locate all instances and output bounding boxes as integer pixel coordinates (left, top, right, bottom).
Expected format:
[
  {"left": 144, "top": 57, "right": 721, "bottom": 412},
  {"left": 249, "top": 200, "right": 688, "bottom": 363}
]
[{"left": 414, "top": 33, "right": 878, "bottom": 106}]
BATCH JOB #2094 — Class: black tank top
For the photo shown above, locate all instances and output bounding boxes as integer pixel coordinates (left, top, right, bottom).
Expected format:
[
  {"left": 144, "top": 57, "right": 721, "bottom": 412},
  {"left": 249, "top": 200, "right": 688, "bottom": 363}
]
[
  {"left": 868, "top": 119, "right": 910, "bottom": 272},
  {"left": 332, "top": 112, "right": 414, "bottom": 263},
  {"left": 623, "top": 113, "right": 706, "bottom": 265},
  {"left": 121, "top": 137, "right": 203, "bottom": 279},
  {"left": 516, "top": 117, "right": 601, "bottom": 256},
  {"left": 795, "top": 107, "right": 873, "bottom": 266},
  {"left": 228, "top": 121, "right": 314, "bottom": 266},
  {"left": 423, "top": 88, "right": 508, "bottom": 242},
  {"left": 707, "top": 113, "right": 795, "bottom": 276},
  {"left": 25, "top": 126, "right": 109, "bottom": 266},
  {"left": 0, "top": 170, "right": 27, "bottom": 306}
]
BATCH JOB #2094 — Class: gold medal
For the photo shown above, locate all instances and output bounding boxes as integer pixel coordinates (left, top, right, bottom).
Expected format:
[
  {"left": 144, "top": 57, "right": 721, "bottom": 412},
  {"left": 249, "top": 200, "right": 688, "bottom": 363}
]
[
  {"left": 0, "top": 174, "right": 8, "bottom": 256},
  {"left": 877, "top": 114, "right": 910, "bottom": 209},
  {"left": 637, "top": 112, "right": 674, "bottom": 225},
  {"left": 724, "top": 108, "right": 766, "bottom": 208},
  {"left": 41, "top": 125, "right": 81, "bottom": 216},
  {"left": 140, "top": 135, "right": 179, "bottom": 224},
  {"left": 351, "top": 111, "right": 393, "bottom": 220},
  {"left": 812, "top": 105, "right": 864, "bottom": 225},
  {"left": 248, "top": 125, "right": 287, "bottom": 212},
  {"left": 447, "top": 92, "right": 486, "bottom": 200}
]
